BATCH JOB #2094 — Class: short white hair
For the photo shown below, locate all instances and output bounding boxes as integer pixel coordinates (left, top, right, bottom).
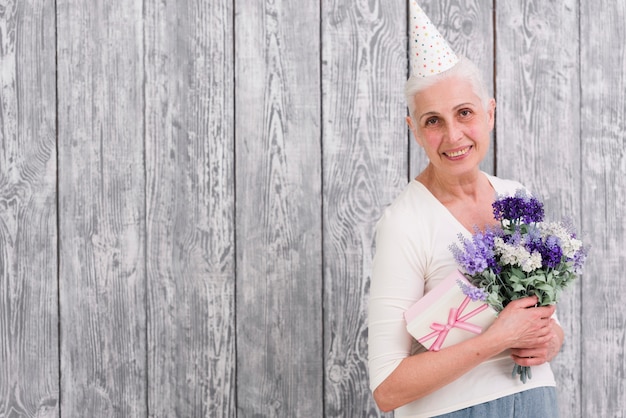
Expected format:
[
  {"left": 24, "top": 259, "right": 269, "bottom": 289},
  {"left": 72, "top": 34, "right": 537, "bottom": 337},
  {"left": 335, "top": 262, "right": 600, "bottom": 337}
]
[{"left": 405, "top": 55, "right": 491, "bottom": 121}]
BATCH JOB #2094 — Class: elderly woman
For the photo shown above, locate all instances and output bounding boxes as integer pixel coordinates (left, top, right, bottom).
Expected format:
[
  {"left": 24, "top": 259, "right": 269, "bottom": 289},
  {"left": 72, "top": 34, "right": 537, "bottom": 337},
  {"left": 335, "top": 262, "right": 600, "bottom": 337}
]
[{"left": 367, "top": 53, "right": 564, "bottom": 418}]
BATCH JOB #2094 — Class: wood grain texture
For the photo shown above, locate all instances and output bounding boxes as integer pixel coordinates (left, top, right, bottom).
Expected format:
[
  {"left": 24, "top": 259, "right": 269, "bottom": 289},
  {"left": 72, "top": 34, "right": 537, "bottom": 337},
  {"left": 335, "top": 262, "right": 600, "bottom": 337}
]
[
  {"left": 0, "top": 1, "right": 58, "bottom": 416},
  {"left": 57, "top": 1, "right": 147, "bottom": 416},
  {"left": 580, "top": 0, "right": 626, "bottom": 416},
  {"left": 409, "top": 0, "right": 495, "bottom": 179},
  {"left": 321, "top": 0, "right": 407, "bottom": 416},
  {"left": 235, "top": 1, "right": 323, "bottom": 416},
  {"left": 495, "top": 1, "right": 582, "bottom": 416},
  {"left": 1, "top": 2, "right": 625, "bottom": 416},
  {"left": 144, "top": 1, "right": 236, "bottom": 416}
]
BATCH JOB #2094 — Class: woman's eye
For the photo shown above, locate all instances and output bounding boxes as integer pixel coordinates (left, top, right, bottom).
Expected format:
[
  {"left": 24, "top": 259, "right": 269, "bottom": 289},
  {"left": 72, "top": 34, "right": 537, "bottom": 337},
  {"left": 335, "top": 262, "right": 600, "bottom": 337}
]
[
  {"left": 425, "top": 117, "right": 438, "bottom": 126},
  {"left": 459, "top": 109, "right": 472, "bottom": 117}
]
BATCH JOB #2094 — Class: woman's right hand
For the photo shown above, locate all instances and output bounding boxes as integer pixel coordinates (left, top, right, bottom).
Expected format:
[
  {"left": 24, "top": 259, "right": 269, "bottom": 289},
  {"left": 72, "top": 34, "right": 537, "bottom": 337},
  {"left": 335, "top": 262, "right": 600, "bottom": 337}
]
[{"left": 486, "top": 296, "right": 556, "bottom": 350}]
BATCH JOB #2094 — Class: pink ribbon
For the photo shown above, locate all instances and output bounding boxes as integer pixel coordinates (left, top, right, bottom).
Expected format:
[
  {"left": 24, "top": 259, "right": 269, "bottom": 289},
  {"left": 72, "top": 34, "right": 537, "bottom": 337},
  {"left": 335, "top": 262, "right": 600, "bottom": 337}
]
[{"left": 418, "top": 296, "right": 489, "bottom": 351}]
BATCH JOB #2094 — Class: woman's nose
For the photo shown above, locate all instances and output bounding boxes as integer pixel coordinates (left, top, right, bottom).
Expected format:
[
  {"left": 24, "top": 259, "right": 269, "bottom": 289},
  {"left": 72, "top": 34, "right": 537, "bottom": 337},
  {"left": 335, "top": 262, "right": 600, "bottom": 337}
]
[{"left": 445, "top": 120, "right": 463, "bottom": 142}]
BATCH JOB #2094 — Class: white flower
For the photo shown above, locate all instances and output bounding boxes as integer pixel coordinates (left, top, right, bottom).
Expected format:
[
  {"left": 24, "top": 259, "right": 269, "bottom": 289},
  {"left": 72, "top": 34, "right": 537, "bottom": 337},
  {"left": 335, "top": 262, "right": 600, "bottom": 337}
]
[
  {"left": 522, "top": 252, "right": 542, "bottom": 272},
  {"left": 494, "top": 237, "right": 541, "bottom": 271},
  {"left": 538, "top": 221, "right": 582, "bottom": 259}
]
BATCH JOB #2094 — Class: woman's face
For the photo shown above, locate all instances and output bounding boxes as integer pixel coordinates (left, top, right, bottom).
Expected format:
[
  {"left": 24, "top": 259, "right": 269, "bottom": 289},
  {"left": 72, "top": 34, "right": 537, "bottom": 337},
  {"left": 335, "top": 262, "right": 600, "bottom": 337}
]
[{"left": 407, "top": 76, "right": 495, "bottom": 177}]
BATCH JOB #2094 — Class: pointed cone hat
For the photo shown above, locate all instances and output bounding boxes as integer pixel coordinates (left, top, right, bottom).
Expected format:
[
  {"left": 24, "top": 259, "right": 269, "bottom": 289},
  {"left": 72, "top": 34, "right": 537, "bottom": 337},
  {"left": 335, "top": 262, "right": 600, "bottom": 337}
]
[{"left": 409, "top": 1, "right": 459, "bottom": 77}]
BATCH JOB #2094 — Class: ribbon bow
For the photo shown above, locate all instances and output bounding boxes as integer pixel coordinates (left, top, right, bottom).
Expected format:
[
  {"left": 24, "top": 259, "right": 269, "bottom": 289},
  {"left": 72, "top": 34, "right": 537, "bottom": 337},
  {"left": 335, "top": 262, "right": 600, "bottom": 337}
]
[{"left": 418, "top": 296, "right": 489, "bottom": 352}]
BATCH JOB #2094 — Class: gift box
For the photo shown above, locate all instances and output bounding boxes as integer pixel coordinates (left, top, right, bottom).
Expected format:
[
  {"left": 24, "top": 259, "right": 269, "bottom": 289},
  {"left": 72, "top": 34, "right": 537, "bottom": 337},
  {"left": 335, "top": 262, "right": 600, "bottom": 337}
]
[{"left": 404, "top": 270, "right": 497, "bottom": 351}]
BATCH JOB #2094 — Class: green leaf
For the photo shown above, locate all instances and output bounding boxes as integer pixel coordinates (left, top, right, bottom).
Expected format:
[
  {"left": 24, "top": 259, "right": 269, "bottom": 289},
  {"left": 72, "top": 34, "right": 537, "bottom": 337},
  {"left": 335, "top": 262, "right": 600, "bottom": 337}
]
[
  {"left": 511, "top": 283, "right": 526, "bottom": 293},
  {"left": 510, "top": 267, "right": 525, "bottom": 279}
]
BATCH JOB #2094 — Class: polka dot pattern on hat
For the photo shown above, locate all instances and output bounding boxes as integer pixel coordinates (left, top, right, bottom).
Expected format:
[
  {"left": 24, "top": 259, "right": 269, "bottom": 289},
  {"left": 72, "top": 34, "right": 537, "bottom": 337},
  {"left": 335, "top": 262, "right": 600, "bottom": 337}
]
[{"left": 409, "top": 1, "right": 459, "bottom": 78}]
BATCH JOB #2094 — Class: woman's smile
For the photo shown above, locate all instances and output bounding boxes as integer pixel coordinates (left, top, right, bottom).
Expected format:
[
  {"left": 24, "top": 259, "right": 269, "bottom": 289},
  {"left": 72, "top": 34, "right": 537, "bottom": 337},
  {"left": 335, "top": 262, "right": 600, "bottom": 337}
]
[{"left": 444, "top": 145, "right": 473, "bottom": 159}]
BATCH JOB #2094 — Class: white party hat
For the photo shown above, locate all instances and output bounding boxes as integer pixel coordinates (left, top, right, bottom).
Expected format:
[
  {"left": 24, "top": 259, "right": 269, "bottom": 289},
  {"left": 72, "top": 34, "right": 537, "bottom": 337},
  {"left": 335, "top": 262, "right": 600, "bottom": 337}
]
[{"left": 409, "top": 1, "right": 459, "bottom": 77}]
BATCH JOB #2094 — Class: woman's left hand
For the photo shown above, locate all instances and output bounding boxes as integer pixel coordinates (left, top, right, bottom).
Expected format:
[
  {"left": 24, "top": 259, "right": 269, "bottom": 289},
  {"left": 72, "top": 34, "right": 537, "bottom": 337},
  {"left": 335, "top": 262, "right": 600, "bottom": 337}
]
[{"left": 510, "top": 319, "right": 564, "bottom": 366}]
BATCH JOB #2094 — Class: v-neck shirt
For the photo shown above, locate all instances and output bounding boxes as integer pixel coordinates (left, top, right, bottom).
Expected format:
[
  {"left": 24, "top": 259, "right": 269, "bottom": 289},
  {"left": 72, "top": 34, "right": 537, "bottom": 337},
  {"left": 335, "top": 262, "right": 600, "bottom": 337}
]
[{"left": 368, "top": 173, "right": 556, "bottom": 417}]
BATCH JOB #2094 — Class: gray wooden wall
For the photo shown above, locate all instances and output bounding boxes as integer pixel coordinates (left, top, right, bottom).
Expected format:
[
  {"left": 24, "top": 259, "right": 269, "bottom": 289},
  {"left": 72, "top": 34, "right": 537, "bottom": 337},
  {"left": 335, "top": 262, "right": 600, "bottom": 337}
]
[{"left": 0, "top": 0, "right": 624, "bottom": 417}]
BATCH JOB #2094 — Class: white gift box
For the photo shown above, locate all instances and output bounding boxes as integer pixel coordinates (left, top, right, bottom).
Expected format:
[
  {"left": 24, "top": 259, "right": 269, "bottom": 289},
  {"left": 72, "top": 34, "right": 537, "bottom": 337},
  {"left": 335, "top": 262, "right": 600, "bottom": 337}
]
[{"left": 404, "top": 270, "right": 497, "bottom": 351}]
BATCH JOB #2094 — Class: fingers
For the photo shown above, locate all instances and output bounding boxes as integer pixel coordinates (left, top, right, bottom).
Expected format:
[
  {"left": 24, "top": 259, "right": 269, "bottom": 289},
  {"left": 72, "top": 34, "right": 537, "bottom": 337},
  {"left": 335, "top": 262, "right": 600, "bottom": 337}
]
[
  {"left": 511, "top": 347, "right": 551, "bottom": 366},
  {"left": 505, "top": 297, "right": 556, "bottom": 319},
  {"left": 510, "top": 323, "right": 559, "bottom": 366},
  {"left": 507, "top": 295, "right": 539, "bottom": 309},
  {"left": 507, "top": 296, "right": 556, "bottom": 313},
  {"left": 511, "top": 354, "right": 548, "bottom": 367},
  {"left": 511, "top": 345, "right": 550, "bottom": 359}
]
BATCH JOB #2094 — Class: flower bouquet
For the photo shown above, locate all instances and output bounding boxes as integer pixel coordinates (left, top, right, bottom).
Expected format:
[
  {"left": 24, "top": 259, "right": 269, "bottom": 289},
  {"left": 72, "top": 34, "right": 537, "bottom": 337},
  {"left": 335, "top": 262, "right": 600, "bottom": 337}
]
[{"left": 450, "top": 189, "right": 587, "bottom": 383}]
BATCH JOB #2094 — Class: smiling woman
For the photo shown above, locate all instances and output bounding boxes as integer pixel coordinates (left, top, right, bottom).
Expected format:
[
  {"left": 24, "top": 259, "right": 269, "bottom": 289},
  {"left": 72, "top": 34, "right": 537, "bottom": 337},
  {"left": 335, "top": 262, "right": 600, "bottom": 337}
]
[
  {"left": 406, "top": 60, "right": 495, "bottom": 185},
  {"left": 367, "top": 2, "right": 563, "bottom": 417}
]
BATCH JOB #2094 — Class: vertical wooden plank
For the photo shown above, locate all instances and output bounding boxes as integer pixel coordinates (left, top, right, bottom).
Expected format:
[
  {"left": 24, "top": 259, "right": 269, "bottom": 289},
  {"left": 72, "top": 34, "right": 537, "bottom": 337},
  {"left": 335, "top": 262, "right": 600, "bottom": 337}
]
[
  {"left": 495, "top": 1, "right": 581, "bottom": 416},
  {"left": 580, "top": 0, "right": 626, "bottom": 415},
  {"left": 235, "top": 0, "right": 323, "bottom": 416},
  {"left": 321, "top": 0, "right": 406, "bottom": 416},
  {"left": 57, "top": 1, "right": 147, "bottom": 416},
  {"left": 0, "top": 0, "right": 58, "bottom": 416},
  {"left": 409, "top": 0, "right": 495, "bottom": 178},
  {"left": 144, "top": 1, "right": 235, "bottom": 416}
]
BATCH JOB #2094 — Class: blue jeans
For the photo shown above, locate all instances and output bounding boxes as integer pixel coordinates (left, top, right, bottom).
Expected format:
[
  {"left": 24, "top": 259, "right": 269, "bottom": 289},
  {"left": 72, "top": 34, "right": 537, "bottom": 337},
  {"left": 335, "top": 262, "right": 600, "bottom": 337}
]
[{"left": 432, "top": 387, "right": 558, "bottom": 418}]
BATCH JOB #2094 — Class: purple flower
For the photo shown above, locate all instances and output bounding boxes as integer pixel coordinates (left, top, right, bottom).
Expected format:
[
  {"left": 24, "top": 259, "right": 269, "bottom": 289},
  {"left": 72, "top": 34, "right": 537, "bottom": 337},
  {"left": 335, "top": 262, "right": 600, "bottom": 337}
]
[
  {"left": 572, "top": 245, "right": 589, "bottom": 272},
  {"left": 504, "top": 230, "right": 523, "bottom": 246},
  {"left": 538, "top": 236, "right": 563, "bottom": 268},
  {"left": 450, "top": 227, "right": 501, "bottom": 275},
  {"left": 458, "top": 280, "right": 488, "bottom": 302},
  {"left": 492, "top": 189, "right": 544, "bottom": 224},
  {"left": 525, "top": 232, "right": 564, "bottom": 269},
  {"left": 450, "top": 241, "right": 489, "bottom": 275}
]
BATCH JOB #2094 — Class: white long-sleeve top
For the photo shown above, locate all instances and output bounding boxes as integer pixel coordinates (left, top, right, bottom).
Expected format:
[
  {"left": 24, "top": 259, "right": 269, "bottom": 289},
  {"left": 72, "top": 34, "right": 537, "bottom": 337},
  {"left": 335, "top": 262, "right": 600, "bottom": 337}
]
[{"left": 368, "top": 173, "right": 556, "bottom": 417}]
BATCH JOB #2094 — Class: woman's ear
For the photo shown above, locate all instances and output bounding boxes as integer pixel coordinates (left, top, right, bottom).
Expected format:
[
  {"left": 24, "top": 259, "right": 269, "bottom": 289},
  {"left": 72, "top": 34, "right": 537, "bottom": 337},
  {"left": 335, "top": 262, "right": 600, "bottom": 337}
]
[
  {"left": 406, "top": 115, "right": 414, "bottom": 130},
  {"left": 406, "top": 115, "right": 423, "bottom": 147}
]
